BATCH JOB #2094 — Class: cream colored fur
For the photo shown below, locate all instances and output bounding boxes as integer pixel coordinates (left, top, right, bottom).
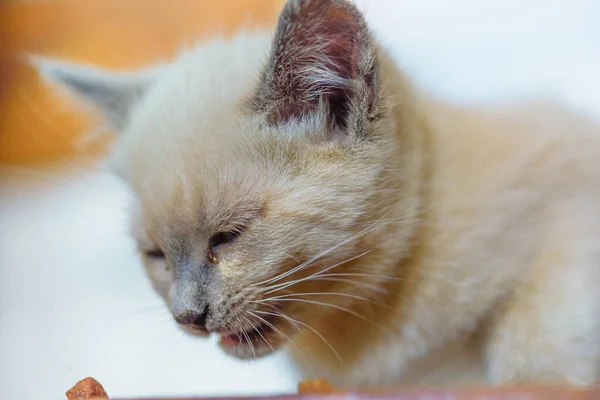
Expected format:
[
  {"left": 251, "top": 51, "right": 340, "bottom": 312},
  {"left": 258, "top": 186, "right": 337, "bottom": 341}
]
[{"left": 38, "top": 0, "right": 599, "bottom": 389}]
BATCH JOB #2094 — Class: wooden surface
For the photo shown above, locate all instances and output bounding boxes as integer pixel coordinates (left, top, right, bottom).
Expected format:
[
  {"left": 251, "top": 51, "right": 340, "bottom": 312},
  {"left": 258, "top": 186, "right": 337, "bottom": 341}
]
[
  {"left": 66, "top": 387, "right": 600, "bottom": 400},
  {"left": 0, "top": 0, "right": 283, "bottom": 166},
  {"left": 65, "top": 377, "right": 600, "bottom": 400}
]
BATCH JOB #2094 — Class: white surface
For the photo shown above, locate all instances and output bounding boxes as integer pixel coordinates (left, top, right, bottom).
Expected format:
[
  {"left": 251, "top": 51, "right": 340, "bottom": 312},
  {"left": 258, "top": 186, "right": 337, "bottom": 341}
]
[{"left": 1, "top": 1, "right": 599, "bottom": 399}]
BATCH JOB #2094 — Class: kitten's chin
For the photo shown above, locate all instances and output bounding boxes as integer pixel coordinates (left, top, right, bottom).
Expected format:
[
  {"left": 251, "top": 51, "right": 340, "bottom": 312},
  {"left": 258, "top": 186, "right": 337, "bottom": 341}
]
[
  {"left": 217, "top": 317, "right": 287, "bottom": 359},
  {"left": 218, "top": 336, "right": 282, "bottom": 359}
]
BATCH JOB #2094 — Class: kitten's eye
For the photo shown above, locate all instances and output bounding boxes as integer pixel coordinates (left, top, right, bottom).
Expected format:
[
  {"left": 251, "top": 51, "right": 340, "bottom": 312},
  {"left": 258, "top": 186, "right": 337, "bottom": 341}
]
[
  {"left": 208, "top": 231, "right": 240, "bottom": 263},
  {"left": 144, "top": 248, "right": 165, "bottom": 259}
]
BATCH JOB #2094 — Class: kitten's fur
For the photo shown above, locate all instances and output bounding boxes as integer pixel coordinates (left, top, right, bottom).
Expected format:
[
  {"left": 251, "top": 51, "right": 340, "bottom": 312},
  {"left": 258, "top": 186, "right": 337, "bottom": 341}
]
[{"left": 38, "top": 0, "right": 600, "bottom": 388}]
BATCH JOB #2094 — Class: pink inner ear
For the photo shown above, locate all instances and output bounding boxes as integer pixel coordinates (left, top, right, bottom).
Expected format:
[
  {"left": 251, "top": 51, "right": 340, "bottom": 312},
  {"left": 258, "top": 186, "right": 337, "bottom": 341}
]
[{"left": 256, "top": 0, "right": 372, "bottom": 125}]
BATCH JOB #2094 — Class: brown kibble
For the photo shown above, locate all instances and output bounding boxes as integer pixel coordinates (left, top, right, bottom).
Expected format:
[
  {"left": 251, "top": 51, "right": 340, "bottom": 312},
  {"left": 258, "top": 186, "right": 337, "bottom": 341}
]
[
  {"left": 66, "top": 377, "right": 108, "bottom": 400},
  {"left": 297, "top": 377, "right": 336, "bottom": 394}
]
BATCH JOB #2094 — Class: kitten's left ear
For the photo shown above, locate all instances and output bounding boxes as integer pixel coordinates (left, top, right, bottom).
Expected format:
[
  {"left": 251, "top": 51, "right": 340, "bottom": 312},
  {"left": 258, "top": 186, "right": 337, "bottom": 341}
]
[
  {"left": 31, "top": 56, "right": 163, "bottom": 131},
  {"left": 253, "top": 0, "right": 379, "bottom": 137}
]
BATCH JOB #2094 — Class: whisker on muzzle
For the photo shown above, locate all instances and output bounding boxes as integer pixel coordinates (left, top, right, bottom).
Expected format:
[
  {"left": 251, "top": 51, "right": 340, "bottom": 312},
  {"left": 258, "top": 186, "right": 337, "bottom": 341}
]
[{"left": 254, "top": 310, "right": 343, "bottom": 364}]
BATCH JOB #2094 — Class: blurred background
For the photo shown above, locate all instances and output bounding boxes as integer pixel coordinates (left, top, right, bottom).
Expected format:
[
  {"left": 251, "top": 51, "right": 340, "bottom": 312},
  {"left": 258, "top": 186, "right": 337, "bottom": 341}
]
[{"left": 0, "top": 0, "right": 598, "bottom": 399}]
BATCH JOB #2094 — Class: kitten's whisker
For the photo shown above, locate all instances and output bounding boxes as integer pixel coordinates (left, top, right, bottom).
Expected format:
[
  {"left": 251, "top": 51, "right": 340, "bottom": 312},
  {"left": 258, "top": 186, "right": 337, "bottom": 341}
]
[
  {"left": 258, "top": 298, "right": 390, "bottom": 334},
  {"left": 247, "top": 332, "right": 257, "bottom": 359},
  {"left": 254, "top": 216, "right": 387, "bottom": 288},
  {"left": 265, "top": 312, "right": 307, "bottom": 341},
  {"left": 254, "top": 310, "right": 303, "bottom": 333},
  {"left": 309, "top": 276, "right": 388, "bottom": 294},
  {"left": 262, "top": 250, "right": 373, "bottom": 294},
  {"left": 353, "top": 215, "right": 419, "bottom": 227},
  {"left": 264, "top": 291, "right": 394, "bottom": 311},
  {"left": 286, "top": 253, "right": 301, "bottom": 263},
  {"left": 238, "top": 316, "right": 256, "bottom": 359},
  {"left": 235, "top": 330, "right": 244, "bottom": 350},
  {"left": 244, "top": 314, "right": 275, "bottom": 353},
  {"left": 262, "top": 249, "right": 373, "bottom": 295},
  {"left": 247, "top": 311, "right": 295, "bottom": 347},
  {"left": 247, "top": 310, "right": 317, "bottom": 373},
  {"left": 316, "top": 272, "right": 406, "bottom": 282},
  {"left": 255, "top": 310, "right": 343, "bottom": 364}
]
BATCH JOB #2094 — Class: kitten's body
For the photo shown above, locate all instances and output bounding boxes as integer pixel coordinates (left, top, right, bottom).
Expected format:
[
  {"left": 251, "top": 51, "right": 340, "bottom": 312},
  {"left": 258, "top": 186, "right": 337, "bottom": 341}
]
[
  {"left": 40, "top": 0, "right": 599, "bottom": 388},
  {"left": 294, "top": 93, "right": 600, "bottom": 386}
]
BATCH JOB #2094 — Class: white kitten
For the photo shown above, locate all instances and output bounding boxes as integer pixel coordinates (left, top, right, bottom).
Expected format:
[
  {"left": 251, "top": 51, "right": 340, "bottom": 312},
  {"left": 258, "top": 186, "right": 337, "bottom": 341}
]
[{"left": 38, "top": 0, "right": 600, "bottom": 388}]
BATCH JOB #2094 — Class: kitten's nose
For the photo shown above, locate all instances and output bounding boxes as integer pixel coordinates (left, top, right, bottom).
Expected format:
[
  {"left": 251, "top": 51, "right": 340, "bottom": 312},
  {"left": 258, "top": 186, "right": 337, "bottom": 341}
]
[{"left": 175, "top": 307, "right": 209, "bottom": 332}]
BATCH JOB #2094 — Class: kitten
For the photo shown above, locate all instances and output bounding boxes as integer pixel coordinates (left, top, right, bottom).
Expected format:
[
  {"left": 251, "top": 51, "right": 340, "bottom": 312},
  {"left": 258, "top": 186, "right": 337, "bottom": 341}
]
[{"left": 38, "top": 0, "right": 599, "bottom": 388}]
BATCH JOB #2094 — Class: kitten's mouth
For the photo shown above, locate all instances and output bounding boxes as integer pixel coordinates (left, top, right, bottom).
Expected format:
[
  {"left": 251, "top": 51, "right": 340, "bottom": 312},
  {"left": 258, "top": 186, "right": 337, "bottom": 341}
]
[{"left": 218, "top": 314, "right": 279, "bottom": 352}]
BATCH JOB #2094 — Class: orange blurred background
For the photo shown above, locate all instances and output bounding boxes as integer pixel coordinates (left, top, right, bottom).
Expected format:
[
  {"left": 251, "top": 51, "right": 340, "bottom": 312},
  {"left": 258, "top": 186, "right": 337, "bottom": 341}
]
[{"left": 0, "top": 0, "right": 283, "bottom": 167}]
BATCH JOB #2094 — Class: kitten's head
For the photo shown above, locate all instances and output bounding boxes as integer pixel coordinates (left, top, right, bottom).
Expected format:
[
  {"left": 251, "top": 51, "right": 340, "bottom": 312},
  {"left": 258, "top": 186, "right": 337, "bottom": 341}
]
[{"left": 40, "top": 0, "right": 406, "bottom": 359}]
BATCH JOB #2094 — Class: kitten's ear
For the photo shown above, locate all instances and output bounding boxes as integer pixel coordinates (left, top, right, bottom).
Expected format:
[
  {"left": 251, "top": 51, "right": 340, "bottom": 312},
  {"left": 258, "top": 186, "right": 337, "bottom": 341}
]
[
  {"left": 254, "top": 0, "right": 378, "bottom": 135},
  {"left": 31, "top": 56, "right": 162, "bottom": 131}
]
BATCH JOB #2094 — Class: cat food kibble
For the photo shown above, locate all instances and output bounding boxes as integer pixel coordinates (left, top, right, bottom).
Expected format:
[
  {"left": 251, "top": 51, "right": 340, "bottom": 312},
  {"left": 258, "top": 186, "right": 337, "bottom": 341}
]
[
  {"left": 298, "top": 378, "right": 336, "bottom": 394},
  {"left": 66, "top": 377, "right": 108, "bottom": 400}
]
